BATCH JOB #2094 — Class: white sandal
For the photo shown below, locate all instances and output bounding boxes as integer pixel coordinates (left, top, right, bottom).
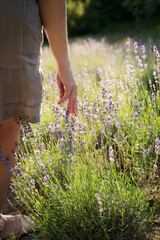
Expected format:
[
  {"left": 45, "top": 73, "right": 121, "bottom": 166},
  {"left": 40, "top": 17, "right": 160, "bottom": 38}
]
[
  {"left": 19, "top": 215, "right": 35, "bottom": 235},
  {"left": 0, "top": 214, "right": 35, "bottom": 240},
  {"left": 0, "top": 214, "right": 5, "bottom": 240}
]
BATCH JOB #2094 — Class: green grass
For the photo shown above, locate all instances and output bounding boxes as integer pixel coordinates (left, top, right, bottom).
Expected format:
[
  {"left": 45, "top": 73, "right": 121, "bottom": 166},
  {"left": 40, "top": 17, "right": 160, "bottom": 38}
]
[{"left": 10, "top": 36, "right": 160, "bottom": 240}]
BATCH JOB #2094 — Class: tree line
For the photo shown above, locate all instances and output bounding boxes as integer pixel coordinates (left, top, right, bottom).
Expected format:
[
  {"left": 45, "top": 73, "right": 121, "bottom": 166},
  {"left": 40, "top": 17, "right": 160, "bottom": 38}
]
[{"left": 67, "top": 0, "right": 160, "bottom": 35}]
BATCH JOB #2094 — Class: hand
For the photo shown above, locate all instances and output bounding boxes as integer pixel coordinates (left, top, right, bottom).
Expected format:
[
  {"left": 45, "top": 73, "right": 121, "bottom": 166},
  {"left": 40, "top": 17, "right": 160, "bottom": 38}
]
[{"left": 56, "top": 67, "right": 77, "bottom": 115}]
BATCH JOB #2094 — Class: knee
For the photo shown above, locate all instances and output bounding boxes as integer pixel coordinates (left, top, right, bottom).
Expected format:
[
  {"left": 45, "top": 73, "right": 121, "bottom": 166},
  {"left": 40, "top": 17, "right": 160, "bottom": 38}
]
[{"left": 0, "top": 116, "right": 21, "bottom": 133}]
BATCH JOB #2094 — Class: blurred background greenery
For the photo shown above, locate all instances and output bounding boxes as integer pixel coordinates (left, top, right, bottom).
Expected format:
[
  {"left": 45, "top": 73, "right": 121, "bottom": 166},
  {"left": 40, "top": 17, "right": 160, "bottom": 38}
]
[
  {"left": 42, "top": 0, "right": 160, "bottom": 44},
  {"left": 66, "top": 0, "right": 160, "bottom": 37}
]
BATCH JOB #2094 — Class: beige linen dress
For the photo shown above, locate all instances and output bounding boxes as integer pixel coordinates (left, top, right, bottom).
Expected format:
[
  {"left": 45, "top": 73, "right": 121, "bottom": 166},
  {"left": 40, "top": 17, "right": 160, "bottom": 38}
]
[{"left": 0, "top": 0, "right": 44, "bottom": 123}]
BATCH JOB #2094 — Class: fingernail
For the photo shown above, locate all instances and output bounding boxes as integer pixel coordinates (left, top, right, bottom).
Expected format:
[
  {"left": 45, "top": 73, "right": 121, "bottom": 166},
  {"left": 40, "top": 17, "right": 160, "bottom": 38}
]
[
  {"left": 75, "top": 113, "right": 77, "bottom": 117},
  {"left": 58, "top": 102, "right": 60, "bottom": 105}
]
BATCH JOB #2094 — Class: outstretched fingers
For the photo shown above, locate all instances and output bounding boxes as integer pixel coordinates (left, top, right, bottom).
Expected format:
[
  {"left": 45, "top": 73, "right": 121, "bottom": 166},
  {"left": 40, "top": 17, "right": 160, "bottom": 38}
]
[
  {"left": 56, "top": 69, "right": 77, "bottom": 115},
  {"left": 58, "top": 84, "right": 77, "bottom": 115},
  {"left": 67, "top": 86, "right": 77, "bottom": 115},
  {"left": 58, "top": 88, "right": 71, "bottom": 105},
  {"left": 60, "top": 83, "right": 65, "bottom": 99},
  {"left": 56, "top": 72, "right": 65, "bottom": 99}
]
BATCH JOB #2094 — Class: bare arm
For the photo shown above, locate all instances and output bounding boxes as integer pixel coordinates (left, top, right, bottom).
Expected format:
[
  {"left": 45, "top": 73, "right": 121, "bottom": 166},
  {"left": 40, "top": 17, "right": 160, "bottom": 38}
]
[
  {"left": 37, "top": 0, "right": 77, "bottom": 114},
  {"left": 37, "top": 0, "right": 70, "bottom": 68}
]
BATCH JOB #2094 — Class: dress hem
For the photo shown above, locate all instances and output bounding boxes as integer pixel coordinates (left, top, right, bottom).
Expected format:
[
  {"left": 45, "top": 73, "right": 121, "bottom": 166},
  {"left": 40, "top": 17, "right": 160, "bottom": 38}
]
[{"left": 0, "top": 102, "right": 42, "bottom": 124}]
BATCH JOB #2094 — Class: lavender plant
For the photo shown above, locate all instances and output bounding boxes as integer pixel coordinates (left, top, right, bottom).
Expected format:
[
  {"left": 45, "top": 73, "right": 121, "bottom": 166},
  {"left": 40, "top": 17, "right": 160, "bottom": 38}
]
[{"left": 10, "top": 37, "right": 160, "bottom": 240}]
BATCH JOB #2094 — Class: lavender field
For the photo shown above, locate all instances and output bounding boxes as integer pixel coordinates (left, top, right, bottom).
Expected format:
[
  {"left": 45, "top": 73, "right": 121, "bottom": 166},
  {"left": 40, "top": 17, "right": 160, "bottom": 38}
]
[{"left": 11, "top": 37, "right": 160, "bottom": 240}]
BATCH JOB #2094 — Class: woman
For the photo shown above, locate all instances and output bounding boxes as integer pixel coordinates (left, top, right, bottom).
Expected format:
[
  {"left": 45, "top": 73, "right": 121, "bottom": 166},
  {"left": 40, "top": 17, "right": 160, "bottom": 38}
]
[{"left": 0, "top": 0, "right": 77, "bottom": 238}]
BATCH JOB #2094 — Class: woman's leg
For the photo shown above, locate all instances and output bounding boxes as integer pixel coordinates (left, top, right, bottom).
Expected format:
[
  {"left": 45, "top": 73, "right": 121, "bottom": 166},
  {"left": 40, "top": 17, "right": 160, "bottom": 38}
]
[
  {"left": 0, "top": 117, "right": 23, "bottom": 238},
  {"left": 0, "top": 116, "right": 21, "bottom": 212}
]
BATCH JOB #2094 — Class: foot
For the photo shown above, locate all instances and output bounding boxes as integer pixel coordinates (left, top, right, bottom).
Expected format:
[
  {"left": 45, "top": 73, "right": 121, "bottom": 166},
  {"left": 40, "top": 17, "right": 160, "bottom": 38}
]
[{"left": 0, "top": 214, "right": 22, "bottom": 239}]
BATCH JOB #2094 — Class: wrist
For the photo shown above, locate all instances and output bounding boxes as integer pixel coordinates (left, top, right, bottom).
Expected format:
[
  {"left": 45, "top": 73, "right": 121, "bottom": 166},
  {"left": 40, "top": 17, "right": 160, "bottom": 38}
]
[{"left": 57, "top": 60, "right": 71, "bottom": 71}]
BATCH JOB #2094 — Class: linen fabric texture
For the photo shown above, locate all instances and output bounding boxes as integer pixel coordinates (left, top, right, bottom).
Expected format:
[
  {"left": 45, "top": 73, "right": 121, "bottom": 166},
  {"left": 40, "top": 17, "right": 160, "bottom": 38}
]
[{"left": 0, "top": 0, "right": 44, "bottom": 123}]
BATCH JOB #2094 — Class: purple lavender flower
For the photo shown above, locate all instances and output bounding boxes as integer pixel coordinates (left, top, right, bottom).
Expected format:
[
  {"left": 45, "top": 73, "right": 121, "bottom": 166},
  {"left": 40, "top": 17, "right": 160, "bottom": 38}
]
[
  {"left": 95, "top": 193, "right": 102, "bottom": 205},
  {"left": 79, "top": 148, "right": 83, "bottom": 153},
  {"left": 95, "top": 193, "right": 101, "bottom": 201},
  {"left": 116, "top": 119, "right": 121, "bottom": 129},
  {"left": 153, "top": 46, "right": 157, "bottom": 52},
  {"left": 108, "top": 146, "right": 115, "bottom": 163},
  {"left": 153, "top": 46, "right": 159, "bottom": 56},
  {"left": 83, "top": 93, "right": 87, "bottom": 100},
  {"left": 35, "top": 150, "right": 40, "bottom": 157},
  {"left": 133, "top": 41, "right": 138, "bottom": 54},
  {"left": 157, "top": 55, "right": 160, "bottom": 62},
  {"left": 11, "top": 149, "right": 18, "bottom": 159},
  {"left": 40, "top": 163, "right": 45, "bottom": 170},
  {"left": 44, "top": 175, "right": 50, "bottom": 182},
  {"left": 126, "top": 42, "right": 130, "bottom": 52},
  {"left": 153, "top": 164, "right": 158, "bottom": 170},
  {"left": 0, "top": 149, "right": 13, "bottom": 176},
  {"left": 56, "top": 185, "right": 61, "bottom": 190},
  {"left": 152, "top": 92, "right": 156, "bottom": 102},
  {"left": 39, "top": 142, "right": 45, "bottom": 151},
  {"left": 155, "top": 138, "right": 160, "bottom": 155},
  {"left": 141, "top": 45, "right": 146, "bottom": 59},
  {"left": 22, "top": 121, "right": 33, "bottom": 138}
]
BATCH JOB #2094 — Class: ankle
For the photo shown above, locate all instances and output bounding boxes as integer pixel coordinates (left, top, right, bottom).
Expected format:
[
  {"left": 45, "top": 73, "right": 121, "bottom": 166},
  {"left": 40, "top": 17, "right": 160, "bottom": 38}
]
[
  {"left": 0, "top": 215, "right": 22, "bottom": 239},
  {"left": 0, "top": 214, "right": 5, "bottom": 232}
]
